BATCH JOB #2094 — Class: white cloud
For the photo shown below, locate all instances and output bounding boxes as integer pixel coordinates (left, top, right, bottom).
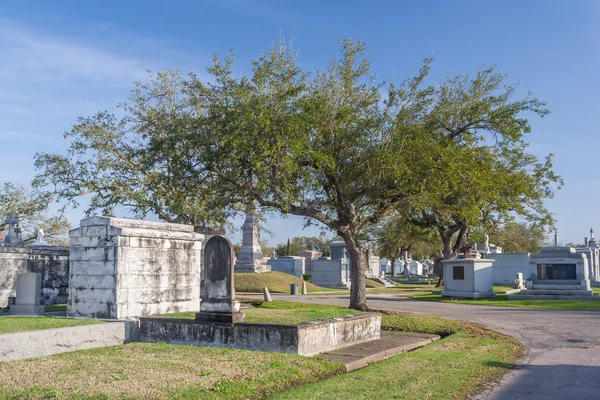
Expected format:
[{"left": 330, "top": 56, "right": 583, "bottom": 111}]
[{"left": 0, "top": 18, "right": 148, "bottom": 84}]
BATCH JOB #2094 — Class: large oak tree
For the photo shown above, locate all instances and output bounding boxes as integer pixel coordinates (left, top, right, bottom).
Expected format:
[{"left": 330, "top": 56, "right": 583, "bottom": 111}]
[{"left": 34, "top": 38, "right": 560, "bottom": 310}]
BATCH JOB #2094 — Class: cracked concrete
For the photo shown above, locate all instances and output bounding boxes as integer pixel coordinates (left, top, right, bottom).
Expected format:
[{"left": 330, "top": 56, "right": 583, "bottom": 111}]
[{"left": 249, "top": 294, "right": 600, "bottom": 400}]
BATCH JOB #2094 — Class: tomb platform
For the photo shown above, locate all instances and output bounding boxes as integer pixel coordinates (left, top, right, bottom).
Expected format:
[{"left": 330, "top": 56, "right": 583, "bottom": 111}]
[{"left": 138, "top": 312, "right": 381, "bottom": 356}]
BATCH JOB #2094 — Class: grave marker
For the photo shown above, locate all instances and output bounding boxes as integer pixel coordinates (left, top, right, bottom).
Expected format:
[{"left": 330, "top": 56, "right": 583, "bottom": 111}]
[{"left": 196, "top": 236, "right": 245, "bottom": 323}]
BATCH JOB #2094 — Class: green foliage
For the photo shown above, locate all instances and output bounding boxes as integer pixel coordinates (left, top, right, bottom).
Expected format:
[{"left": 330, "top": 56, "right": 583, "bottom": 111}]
[
  {"left": 0, "top": 183, "right": 71, "bottom": 245},
  {"left": 374, "top": 210, "right": 439, "bottom": 265},
  {"left": 34, "top": 37, "right": 561, "bottom": 309},
  {"left": 485, "top": 221, "right": 549, "bottom": 253},
  {"left": 274, "top": 236, "right": 330, "bottom": 257}
]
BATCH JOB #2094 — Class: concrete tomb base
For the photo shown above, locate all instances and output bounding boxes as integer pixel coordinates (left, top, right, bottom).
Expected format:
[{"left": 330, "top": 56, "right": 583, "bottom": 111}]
[
  {"left": 195, "top": 311, "right": 246, "bottom": 323},
  {"left": 139, "top": 313, "right": 381, "bottom": 357}
]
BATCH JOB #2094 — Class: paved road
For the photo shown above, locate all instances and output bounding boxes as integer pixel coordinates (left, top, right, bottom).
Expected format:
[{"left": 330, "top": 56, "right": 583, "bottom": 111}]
[{"left": 245, "top": 294, "right": 600, "bottom": 400}]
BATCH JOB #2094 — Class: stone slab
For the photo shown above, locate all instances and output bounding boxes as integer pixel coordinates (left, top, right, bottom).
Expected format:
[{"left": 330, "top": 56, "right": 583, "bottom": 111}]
[
  {"left": 9, "top": 304, "right": 45, "bottom": 315},
  {"left": 519, "top": 289, "right": 594, "bottom": 296},
  {"left": 534, "top": 284, "right": 583, "bottom": 290},
  {"left": 508, "top": 294, "right": 600, "bottom": 300},
  {"left": 316, "top": 331, "right": 441, "bottom": 372},
  {"left": 0, "top": 321, "right": 139, "bottom": 362}
]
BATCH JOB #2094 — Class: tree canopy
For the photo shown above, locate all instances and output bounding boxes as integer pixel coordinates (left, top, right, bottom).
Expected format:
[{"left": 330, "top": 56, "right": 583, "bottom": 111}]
[
  {"left": 0, "top": 183, "right": 71, "bottom": 245},
  {"left": 34, "top": 38, "right": 561, "bottom": 309}
]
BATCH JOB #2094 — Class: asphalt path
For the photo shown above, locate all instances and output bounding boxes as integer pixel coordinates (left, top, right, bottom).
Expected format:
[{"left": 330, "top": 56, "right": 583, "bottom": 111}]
[{"left": 243, "top": 293, "right": 600, "bottom": 400}]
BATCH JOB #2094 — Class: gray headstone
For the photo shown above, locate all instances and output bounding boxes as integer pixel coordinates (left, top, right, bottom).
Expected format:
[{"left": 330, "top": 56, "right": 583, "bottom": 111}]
[
  {"left": 196, "top": 236, "right": 245, "bottom": 323},
  {"left": 11, "top": 273, "right": 45, "bottom": 315}
]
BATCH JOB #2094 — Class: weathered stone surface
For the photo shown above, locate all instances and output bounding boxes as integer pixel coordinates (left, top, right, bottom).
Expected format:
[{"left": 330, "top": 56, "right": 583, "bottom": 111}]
[
  {"left": 0, "top": 246, "right": 69, "bottom": 308},
  {"left": 197, "top": 236, "right": 244, "bottom": 323},
  {"left": 68, "top": 216, "right": 204, "bottom": 319},
  {"left": 139, "top": 313, "right": 381, "bottom": 356},
  {"left": 0, "top": 321, "right": 139, "bottom": 362}
]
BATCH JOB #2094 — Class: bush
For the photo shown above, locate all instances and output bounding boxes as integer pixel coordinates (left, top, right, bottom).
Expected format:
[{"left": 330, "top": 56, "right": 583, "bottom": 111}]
[{"left": 302, "top": 274, "right": 312, "bottom": 282}]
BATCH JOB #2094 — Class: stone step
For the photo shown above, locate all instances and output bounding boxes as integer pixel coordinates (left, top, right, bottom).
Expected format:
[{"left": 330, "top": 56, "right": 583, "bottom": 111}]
[
  {"left": 520, "top": 289, "right": 594, "bottom": 296},
  {"left": 533, "top": 280, "right": 580, "bottom": 285},
  {"left": 508, "top": 294, "right": 600, "bottom": 300},
  {"left": 316, "top": 331, "right": 440, "bottom": 372},
  {"left": 533, "top": 284, "right": 582, "bottom": 290}
]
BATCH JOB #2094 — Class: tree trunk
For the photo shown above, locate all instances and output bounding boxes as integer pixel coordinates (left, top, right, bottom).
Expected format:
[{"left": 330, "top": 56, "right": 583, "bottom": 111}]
[
  {"left": 435, "top": 225, "right": 467, "bottom": 287},
  {"left": 390, "top": 256, "right": 397, "bottom": 278},
  {"left": 342, "top": 232, "right": 368, "bottom": 311}
]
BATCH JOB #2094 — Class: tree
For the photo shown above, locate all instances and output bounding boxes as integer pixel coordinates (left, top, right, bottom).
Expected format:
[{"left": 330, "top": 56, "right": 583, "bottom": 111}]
[
  {"left": 273, "top": 236, "right": 330, "bottom": 257},
  {"left": 33, "top": 70, "right": 235, "bottom": 229},
  {"left": 375, "top": 212, "right": 438, "bottom": 277},
  {"left": 0, "top": 183, "right": 71, "bottom": 245},
  {"left": 34, "top": 38, "right": 561, "bottom": 310},
  {"left": 486, "top": 222, "right": 549, "bottom": 253}
]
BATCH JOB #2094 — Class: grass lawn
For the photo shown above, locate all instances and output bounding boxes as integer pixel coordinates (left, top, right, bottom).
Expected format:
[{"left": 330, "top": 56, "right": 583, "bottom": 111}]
[
  {"left": 365, "top": 278, "right": 385, "bottom": 288},
  {"left": 0, "top": 301, "right": 523, "bottom": 399},
  {"left": 414, "top": 293, "right": 600, "bottom": 311},
  {"left": 235, "top": 271, "right": 341, "bottom": 293},
  {"left": 277, "top": 310, "right": 523, "bottom": 399},
  {"left": 0, "top": 316, "right": 104, "bottom": 335},
  {"left": 365, "top": 283, "right": 436, "bottom": 296},
  {"left": 162, "top": 301, "right": 362, "bottom": 324}
]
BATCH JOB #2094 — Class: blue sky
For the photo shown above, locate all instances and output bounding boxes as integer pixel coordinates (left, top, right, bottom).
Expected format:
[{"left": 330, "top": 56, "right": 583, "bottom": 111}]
[{"left": 1, "top": 0, "right": 599, "bottom": 246}]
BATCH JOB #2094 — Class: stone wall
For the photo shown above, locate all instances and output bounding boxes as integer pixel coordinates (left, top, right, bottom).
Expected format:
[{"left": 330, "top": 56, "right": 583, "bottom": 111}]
[
  {"left": 0, "top": 246, "right": 69, "bottom": 308},
  {"left": 68, "top": 217, "right": 204, "bottom": 319},
  {"left": 139, "top": 313, "right": 381, "bottom": 356},
  {"left": 482, "top": 253, "right": 531, "bottom": 285}
]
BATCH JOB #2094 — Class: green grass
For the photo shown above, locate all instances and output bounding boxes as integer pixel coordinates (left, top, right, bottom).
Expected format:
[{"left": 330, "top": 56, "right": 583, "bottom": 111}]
[
  {"left": 414, "top": 293, "right": 600, "bottom": 311},
  {"left": 235, "top": 271, "right": 342, "bottom": 293},
  {"left": 365, "top": 283, "right": 435, "bottom": 296},
  {"left": 0, "top": 316, "right": 104, "bottom": 334},
  {"left": 44, "top": 304, "right": 67, "bottom": 312},
  {"left": 162, "top": 301, "right": 361, "bottom": 324},
  {"left": 365, "top": 278, "right": 385, "bottom": 288},
  {"left": 0, "top": 342, "right": 342, "bottom": 400},
  {"left": 0, "top": 301, "right": 523, "bottom": 400},
  {"left": 493, "top": 285, "right": 515, "bottom": 293},
  {"left": 275, "top": 309, "right": 523, "bottom": 400}
]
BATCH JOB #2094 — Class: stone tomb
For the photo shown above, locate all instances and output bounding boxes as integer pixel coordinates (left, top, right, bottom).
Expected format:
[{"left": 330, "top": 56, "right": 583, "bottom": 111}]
[
  {"left": 138, "top": 235, "right": 381, "bottom": 355},
  {"left": 312, "top": 256, "right": 351, "bottom": 289},
  {"left": 441, "top": 258, "right": 496, "bottom": 298},
  {"left": 10, "top": 273, "right": 45, "bottom": 315},
  {"left": 267, "top": 255, "right": 305, "bottom": 278},
  {"left": 509, "top": 246, "right": 595, "bottom": 300},
  {"left": 68, "top": 217, "right": 204, "bottom": 319},
  {"left": 196, "top": 236, "right": 244, "bottom": 323}
]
